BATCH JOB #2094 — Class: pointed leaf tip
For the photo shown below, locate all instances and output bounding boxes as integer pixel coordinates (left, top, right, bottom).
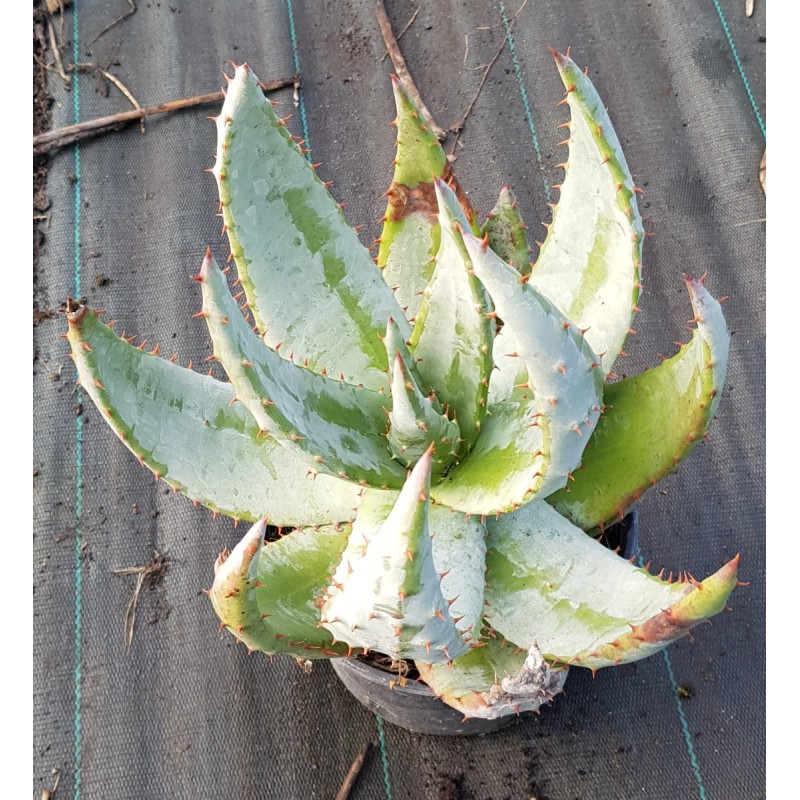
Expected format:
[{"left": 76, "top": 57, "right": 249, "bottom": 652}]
[{"left": 222, "top": 518, "right": 267, "bottom": 576}]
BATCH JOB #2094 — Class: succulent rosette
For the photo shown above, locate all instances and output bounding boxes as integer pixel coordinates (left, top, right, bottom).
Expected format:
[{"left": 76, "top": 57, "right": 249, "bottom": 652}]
[{"left": 65, "top": 52, "right": 739, "bottom": 720}]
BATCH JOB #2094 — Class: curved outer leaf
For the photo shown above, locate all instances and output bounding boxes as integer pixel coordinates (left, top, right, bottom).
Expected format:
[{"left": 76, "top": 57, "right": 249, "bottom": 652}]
[
  {"left": 431, "top": 234, "right": 603, "bottom": 515},
  {"left": 548, "top": 276, "right": 730, "bottom": 530},
  {"left": 200, "top": 252, "right": 408, "bottom": 489},
  {"left": 409, "top": 180, "right": 495, "bottom": 452},
  {"left": 65, "top": 302, "right": 360, "bottom": 526},
  {"left": 485, "top": 501, "right": 739, "bottom": 670},
  {"left": 417, "top": 640, "right": 567, "bottom": 720},
  {"left": 210, "top": 520, "right": 358, "bottom": 659},
  {"left": 377, "top": 77, "right": 476, "bottom": 323},
  {"left": 320, "top": 450, "right": 471, "bottom": 662},
  {"left": 214, "top": 64, "right": 407, "bottom": 391},
  {"left": 480, "top": 186, "right": 532, "bottom": 276},
  {"left": 529, "top": 51, "right": 644, "bottom": 375}
]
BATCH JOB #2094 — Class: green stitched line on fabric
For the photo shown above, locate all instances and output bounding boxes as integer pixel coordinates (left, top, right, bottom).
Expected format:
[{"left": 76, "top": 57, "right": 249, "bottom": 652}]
[
  {"left": 376, "top": 716, "right": 394, "bottom": 800},
  {"left": 662, "top": 648, "right": 709, "bottom": 800},
  {"left": 72, "top": 4, "right": 83, "bottom": 799},
  {"left": 285, "top": 0, "right": 311, "bottom": 155},
  {"left": 500, "top": 3, "right": 552, "bottom": 204},
  {"left": 635, "top": 544, "right": 708, "bottom": 800},
  {"left": 711, "top": 0, "right": 766, "bottom": 140}
]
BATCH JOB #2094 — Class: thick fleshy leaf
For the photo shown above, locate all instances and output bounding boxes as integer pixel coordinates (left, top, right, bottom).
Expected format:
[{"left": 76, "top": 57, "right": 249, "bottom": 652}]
[
  {"left": 321, "top": 450, "right": 470, "bottom": 661},
  {"left": 430, "top": 234, "right": 603, "bottom": 515},
  {"left": 417, "top": 639, "right": 567, "bottom": 720},
  {"left": 529, "top": 51, "right": 644, "bottom": 375},
  {"left": 377, "top": 77, "right": 476, "bottom": 323},
  {"left": 328, "top": 488, "right": 486, "bottom": 646},
  {"left": 384, "top": 318, "right": 460, "bottom": 472},
  {"left": 409, "top": 180, "right": 495, "bottom": 452},
  {"left": 485, "top": 501, "right": 739, "bottom": 669},
  {"left": 214, "top": 64, "right": 407, "bottom": 390},
  {"left": 387, "top": 351, "right": 462, "bottom": 473},
  {"left": 200, "top": 252, "right": 407, "bottom": 489},
  {"left": 548, "top": 276, "right": 730, "bottom": 530},
  {"left": 209, "top": 520, "right": 358, "bottom": 659},
  {"left": 427, "top": 505, "right": 486, "bottom": 644},
  {"left": 480, "top": 186, "right": 532, "bottom": 276},
  {"left": 487, "top": 326, "right": 526, "bottom": 404},
  {"left": 65, "top": 301, "right": 360, "bottom": 526}
]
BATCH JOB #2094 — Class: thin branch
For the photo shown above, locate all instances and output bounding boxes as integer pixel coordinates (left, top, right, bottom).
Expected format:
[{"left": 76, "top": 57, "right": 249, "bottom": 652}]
[
  {"left": 58, "top": 0, "right": 66, "bottom": 45},
  {"left": 732, "top": 217, "right": 766, "bottom": 228},
  {"left": 73, "top": 63, "right": 145, "bottom": 133},
  {"left": 448, "top": 0, "right": 528, "bottom": 156},
  {"left": 380, "top": 7, "right": 420, "bottom": 62},
  {"left": 448, "top": 41, "right": 507, "bottom": 155},
  {"left": 46, "top": 14, "right": 70, "bottom": 84},
  {"left": 334, "top": 743, "right": 372, "bottom": 800},
  {"left": 112, "top": 550, "right": 170, "bottom": 651},
  {"left": 45, "top": 0, "right": 71, "bottom": 12},
  {"left": 375, "top": 0, "right": 446, "bottom": 140},
  {"left": 33, "top": 75, "right": 299, "bottom": 155},
  {"left": 90, "top": 0, "right": 137, "bottom": 45}
]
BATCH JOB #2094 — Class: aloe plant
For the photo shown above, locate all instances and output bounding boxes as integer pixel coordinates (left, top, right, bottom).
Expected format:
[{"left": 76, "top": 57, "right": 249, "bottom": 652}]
[{"left": 65, "top": 52, "right": 741, "bottom": 722}]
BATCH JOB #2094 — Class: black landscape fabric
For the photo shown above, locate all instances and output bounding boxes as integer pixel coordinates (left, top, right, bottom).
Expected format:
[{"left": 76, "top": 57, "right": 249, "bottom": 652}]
[{"left": 33, "top": 1, "right": 765, "bottom": 798}]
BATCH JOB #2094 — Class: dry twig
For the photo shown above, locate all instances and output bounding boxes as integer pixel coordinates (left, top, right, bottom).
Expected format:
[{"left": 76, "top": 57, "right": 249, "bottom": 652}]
[
  {"left": 73, "top": 62, "right": 145, "bottom": 132},
  {"left": 40, "top": 766, "right": 61, "bottom": 800},
  {"left": 32, "top": 75, "right": 298, "bottom": 155},
  {"left": 334, "top": 743, "right": 372, "bottom": 800},
  {"left": 380, "top": 7, "right": 420, "bottom": 62},
  {"left": 90, "top": 0, "right": 137, "bottom": 44},
  {"left": 448, "top": 39, "right": 507, "bottom": 155},
  {"left": 759, "top": 148, "right": 766, "bottom": 194},
  {"left": 375, "top": 0, "right": 446, "bottom": 140},
  {"left": 112, "top": 550, "right": 170, "bottom": 651},
  {"left": 448, "top": 0, "right": 528, "bottom": 157},
  {"left": 46, "top": 14, "right": 70, "bottom": 84}
]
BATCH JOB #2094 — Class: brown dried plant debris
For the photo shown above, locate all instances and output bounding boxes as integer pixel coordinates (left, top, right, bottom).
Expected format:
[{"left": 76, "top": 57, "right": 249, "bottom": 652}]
[{"left": 112, "top": 550, "right": 171, "bottom": 651}]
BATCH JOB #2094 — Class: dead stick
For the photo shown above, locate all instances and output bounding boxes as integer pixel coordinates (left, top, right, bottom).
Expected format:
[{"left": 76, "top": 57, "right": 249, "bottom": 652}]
[
  {"left": 90, "top": 0, "right": 136, "bottom": 45},
  {"left": 375, "top": 0, "right": 446, "bottom": 140},
  {"left": 449, "top": 37, "right": 507, "bottom": 155},
  {"left": 46, "top": 14, "right": 70, "bottom": 84},
  {"left": 73, "top": 62, "right": 146, "bottom": 133},
  {"left": 112, "top": 550, "right": 170, "bottom": 652},
  {"left": 33, "top": 75, "right": 299, "bottom": 155},
  {"left": 380, "top": 7, "right": 420, "bottom": 62},
  {"left": 334, "top": 743, "right": 372, "bottom": 800},
  {"left": 448, "top": 0, "right": 528, "bottom": 156}
]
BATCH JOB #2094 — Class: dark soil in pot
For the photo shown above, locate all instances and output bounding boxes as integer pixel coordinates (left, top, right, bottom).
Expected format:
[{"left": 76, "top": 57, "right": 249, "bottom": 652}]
[{"left": 331, "top": 511, "right": 640, "bottom": 736}]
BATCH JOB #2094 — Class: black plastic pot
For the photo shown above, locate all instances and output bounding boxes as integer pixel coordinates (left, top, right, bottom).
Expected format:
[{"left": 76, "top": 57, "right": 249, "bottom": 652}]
[
  {"left": 331, "top": 656, "right": 516, "bottom": 736},
  {"left": 331, "top": 510, "right": 640, "bottom": 736}
]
